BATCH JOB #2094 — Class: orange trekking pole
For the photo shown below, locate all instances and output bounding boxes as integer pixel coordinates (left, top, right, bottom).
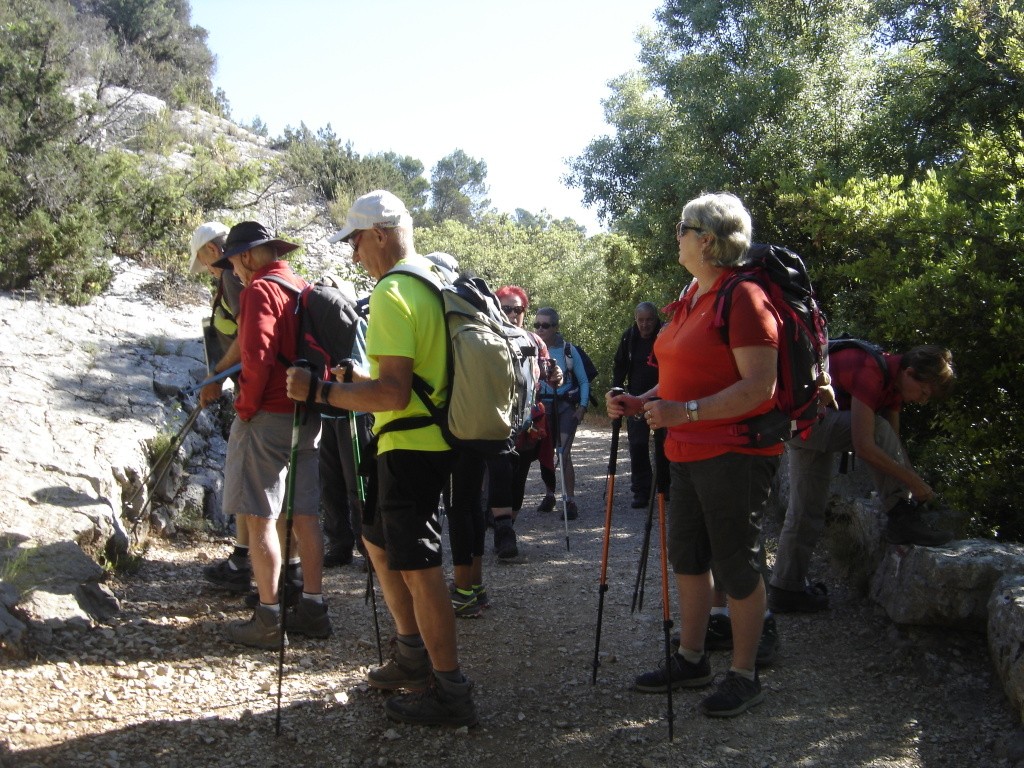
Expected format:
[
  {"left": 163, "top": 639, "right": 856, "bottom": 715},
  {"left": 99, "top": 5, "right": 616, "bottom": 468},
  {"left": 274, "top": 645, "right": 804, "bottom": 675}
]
[{"left": 592, "top": 387, "right": 624, "bottom": 684}]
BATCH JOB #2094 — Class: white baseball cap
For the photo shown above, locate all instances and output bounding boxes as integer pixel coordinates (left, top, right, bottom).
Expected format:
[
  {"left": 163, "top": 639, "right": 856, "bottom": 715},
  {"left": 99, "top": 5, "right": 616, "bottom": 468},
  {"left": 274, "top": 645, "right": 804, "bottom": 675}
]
[
  {"left": 189, "top": 222, "right": 229, "bottom": 273},
  {"left": 328, "top": 190, "right": 412, "bottom": 244}
]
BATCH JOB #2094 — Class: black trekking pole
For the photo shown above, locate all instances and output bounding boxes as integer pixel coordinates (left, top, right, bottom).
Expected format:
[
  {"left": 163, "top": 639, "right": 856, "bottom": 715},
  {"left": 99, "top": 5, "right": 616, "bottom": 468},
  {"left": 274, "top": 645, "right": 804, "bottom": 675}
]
[
  {"left": 656, "top": 487, "right": 675, "bottom": 741},
  {"left": 551, "top": 390, "right": 571, "bottom": 552},
  {"left": 592, "top": 387, "right": 624, "bottom": 684},
  {"left": 276, "top": 360, "right": 312, "bottom": 737},
  {"left": 126, "top": 402, "right": 203, "bottom": 535},
  {"left": 631, "top": 407, "right": 662, "bottom": 614},
  {"left": 348, "top": 409, "right": 383, "bottom": 665}
]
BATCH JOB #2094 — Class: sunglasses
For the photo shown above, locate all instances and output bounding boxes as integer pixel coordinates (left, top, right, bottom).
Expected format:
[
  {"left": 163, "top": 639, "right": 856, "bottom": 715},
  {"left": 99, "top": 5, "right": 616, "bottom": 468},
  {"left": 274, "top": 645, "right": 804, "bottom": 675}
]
[
  {"left": 501, "top": 306, "right": 525, "bottom": 316},
  {"left": 676, "top": 221, "right": 703, "bottom": 238},
  {"left": 534, "top": 322, "right": 555, "bottom": 330}
]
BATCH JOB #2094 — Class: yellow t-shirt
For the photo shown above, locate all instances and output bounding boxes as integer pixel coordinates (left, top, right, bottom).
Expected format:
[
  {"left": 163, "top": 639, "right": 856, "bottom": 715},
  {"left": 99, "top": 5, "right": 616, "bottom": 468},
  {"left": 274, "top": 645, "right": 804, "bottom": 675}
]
[{"left": 367, "top": 256, "right": 450, "bottom": 453}]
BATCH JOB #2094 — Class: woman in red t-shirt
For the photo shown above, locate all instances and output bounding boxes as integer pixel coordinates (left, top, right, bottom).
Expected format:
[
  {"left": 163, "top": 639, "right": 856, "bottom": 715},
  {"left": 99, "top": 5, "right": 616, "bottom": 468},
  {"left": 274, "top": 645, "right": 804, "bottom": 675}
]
[{"left": 608, "top": 192, "right": 780, "bottom": 717}]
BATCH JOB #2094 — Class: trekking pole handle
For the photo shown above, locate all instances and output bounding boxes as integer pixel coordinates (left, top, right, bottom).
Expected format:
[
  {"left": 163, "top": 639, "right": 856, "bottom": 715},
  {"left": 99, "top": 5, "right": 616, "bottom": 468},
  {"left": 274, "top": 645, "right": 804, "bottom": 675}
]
[{"left": 608, "top": 387, "right": 626, "bottom": 426}]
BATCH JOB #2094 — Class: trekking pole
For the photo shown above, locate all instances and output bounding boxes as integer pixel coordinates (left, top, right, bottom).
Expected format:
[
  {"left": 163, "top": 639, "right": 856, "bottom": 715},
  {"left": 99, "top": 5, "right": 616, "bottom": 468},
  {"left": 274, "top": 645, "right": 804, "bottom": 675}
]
[
  {"left": 179, "top": 363, "right": 242, "bottom": 397},
  {"left": 126, "top": 402, "right": 203, "bottom": 535},
  {"left": 551, "top": 390, "right": 571, "bottom": 552},
  {"left": 276, "top": 359, "right": 311, "bottom": 737},
  {"left": 656, "top": 486, "right": 675, "bottom": 741},
  {"left": 347, "top": 409, "right": 383, "bottom": 665},
  {"left": 592, "top": 387, "right": 624, "bottom": 684},
  {"left": 631, "top": 409, "right": 662, "bottom": 614}
]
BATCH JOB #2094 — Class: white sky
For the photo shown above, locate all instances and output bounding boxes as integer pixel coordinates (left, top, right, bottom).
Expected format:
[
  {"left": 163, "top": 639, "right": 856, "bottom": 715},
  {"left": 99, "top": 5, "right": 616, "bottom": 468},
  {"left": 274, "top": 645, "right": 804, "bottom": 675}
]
[{"left": 188, "top": 0, "right": 663, "bottom": 234}]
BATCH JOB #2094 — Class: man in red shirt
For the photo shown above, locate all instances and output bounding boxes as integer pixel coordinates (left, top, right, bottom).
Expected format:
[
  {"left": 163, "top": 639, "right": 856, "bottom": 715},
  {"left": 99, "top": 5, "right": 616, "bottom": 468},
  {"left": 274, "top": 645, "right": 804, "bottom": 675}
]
[
  {"left": 769, "top": 343, "right": 956, "bottom": 613},
  {"left": 212, "top": 222, "right": 329, "bottom": 648}
]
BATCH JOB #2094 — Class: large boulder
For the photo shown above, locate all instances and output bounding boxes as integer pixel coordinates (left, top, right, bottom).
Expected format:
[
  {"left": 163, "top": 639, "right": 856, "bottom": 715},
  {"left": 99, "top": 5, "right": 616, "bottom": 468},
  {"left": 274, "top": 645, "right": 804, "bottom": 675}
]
[
  {"left": 871, "top": 539, "right": 1024, "bottom": 630},
  {"left": 990, "top": 574, "right": 1024, "bottom": 724}
]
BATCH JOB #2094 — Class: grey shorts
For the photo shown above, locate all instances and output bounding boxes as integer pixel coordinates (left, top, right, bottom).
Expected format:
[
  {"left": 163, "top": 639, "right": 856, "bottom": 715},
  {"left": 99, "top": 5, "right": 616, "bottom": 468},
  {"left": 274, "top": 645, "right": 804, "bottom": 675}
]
[
  {"left": 667, "top": 452, "right": 779, "bottom": 600},
  {"left": 223, "top": 411, "right": 321, "bottom": 520}
]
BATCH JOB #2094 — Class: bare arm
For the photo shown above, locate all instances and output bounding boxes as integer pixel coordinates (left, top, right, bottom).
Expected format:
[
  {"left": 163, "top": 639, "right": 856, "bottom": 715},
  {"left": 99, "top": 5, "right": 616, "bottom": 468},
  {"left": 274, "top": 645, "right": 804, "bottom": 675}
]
[
  {"left": 286, "top": 355, "right": 413, "bottom": 413},
  {"left": 850, "top": 397, "right": 934, "bottom": 501},
  {"left": 642, "top": 345, "right": 777, "bottom": 428},
  {"left": 200, "top": 338, "right": 241, "bottom": 408}
]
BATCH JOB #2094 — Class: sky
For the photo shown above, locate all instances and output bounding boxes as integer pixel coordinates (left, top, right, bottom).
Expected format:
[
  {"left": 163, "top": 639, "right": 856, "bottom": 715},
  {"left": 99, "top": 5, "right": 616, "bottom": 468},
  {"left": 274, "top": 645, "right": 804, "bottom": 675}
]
[{"left": 188, "top": 0, "right": 664, "bottom": 234}]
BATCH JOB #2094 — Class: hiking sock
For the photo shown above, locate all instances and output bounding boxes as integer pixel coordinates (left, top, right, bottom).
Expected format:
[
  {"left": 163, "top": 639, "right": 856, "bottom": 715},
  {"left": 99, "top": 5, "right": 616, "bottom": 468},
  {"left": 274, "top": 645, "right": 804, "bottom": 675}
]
[
  {"left": 680, "top": 647, "right": 704, "bottom": 664},
  {"left": 494, "top": 515, "right": 513, "bottom": 526},
  {"left": 730, "top": 667, "right": 756, "bottom": 681},
  {"left": 397, "top": 634, "right": 425, "bottom": 656},
  {"left": 711, "top": 605, "right": 730, "bottom": 618},
  {"left": 434, "top": 667, "right": 467, "bottom": 686},
  {"left": 260, "top": 602, "right": 281, "bottom": 614},
  {"left": 302, "top": 593, "right": 324, "bottom": 603}
]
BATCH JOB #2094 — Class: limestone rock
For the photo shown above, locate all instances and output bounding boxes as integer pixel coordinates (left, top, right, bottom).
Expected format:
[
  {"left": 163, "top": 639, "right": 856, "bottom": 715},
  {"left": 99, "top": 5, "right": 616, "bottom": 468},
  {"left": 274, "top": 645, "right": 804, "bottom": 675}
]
[
  {"left": 989, "top": 574, "right": 1024, "bottom": 723},
  {"left": 871, "top": 539, "right": 1024, "bottom": 630}
]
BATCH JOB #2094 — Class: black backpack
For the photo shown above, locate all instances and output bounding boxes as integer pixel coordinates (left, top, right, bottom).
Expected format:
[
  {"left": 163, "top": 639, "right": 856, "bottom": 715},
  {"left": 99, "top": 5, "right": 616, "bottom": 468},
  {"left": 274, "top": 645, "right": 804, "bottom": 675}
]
[
  {"left": 260, "top": 275, "right": 362, "bottom": 418},
  {"left": 679, "top": 243, "right": 829, "bottom": 448},
  {"left": 827, "top": 335, "right": 889, "bottom": 386}
]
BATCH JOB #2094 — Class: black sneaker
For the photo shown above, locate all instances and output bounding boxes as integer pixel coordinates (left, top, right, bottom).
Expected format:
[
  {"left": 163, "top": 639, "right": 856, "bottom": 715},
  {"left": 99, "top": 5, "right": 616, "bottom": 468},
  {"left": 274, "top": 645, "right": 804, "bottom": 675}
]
[
  {"left": 631, "top": 493, "right": 648, "bottom": 509},
  {"left": 698, "top": 670, "right": 764, "bottom": 717},
  {"left": 634, "top": 652, "right": 713, "bottom": 693},
  {"left": 885, "top": 500, "right": 954, "bottom": 547},
  {"left": 384, "top": 675, "right": 478, "bottom": 727},
  {"left": 536, "top": 493, "right": 556, "bottom": 513},
  {"left": 286, "top": 598, "right": 332, "bottom": 638},
  {"left": 757, "top": 615, "right": 779, "bottom": 667},
  {"left": 768, "top": 582, "right": 829, "bottom": 613},
  {"left": 323, "top": 546, "right": 354, "bottom": 568},
  {"left": 203, "top": 556, "right": 252, "bottom": 593},
  {"left": 493, "top": 519, "right": 518, "bottom": 559},
  {"left": 562, "top": 500, "right": 579, "bottom": 521},
  {"left": 705, "top": 613, "right": 733, "bottom": 651}
]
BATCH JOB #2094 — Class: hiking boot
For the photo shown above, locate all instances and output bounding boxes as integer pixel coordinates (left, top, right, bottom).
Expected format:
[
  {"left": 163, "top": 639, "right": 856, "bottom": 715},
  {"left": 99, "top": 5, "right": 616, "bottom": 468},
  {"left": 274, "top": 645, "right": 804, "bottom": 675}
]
[
  {"left": 286, "top": 598, "right": 332, "bottom": 638},
  {"left": 768, "top": 582, "right": 829, "bottom": 613},
  {"left": 243, "top": 579, "right": 302, "bottom": 609},
  {"left": 203, "top": 556, "right": 252, "bottom": 593},
  {"left": 493, "top": 519, "right": 518, "bottom": 559},
  {"left": 757, "top": 615, "right": 779, "bottom": 667},
  {"left": 367, "top": 638, "right": 432, "bottom": 691},
  {"left": 698, "top": 670, "right": 764, "bottom": 717},
  {"left": 885, "top": 500, "right": 953, "bottom": 547},
  {"left": 450, "top": 585, "right": 484, "bottom": 619},
  {"left": 226, "top": 604, "right": 285, "bottom": 650},
  {"left": 536, "top": 493, "right": 556, "bottom": 513},
  {"left": 562, "top": 500, "right": 579, "bottom": 521},
  {"left": 631, "top": 494, "right": 648, "bottom": 509},
  {"left": 384, "top": 675, "right": 478, "bottom": 727},
  {"left": 634, "top": 652, "right": 713, "bottom": 693},
  {"left": 323, "top": 546, "right": 353, "bottom": 568}
]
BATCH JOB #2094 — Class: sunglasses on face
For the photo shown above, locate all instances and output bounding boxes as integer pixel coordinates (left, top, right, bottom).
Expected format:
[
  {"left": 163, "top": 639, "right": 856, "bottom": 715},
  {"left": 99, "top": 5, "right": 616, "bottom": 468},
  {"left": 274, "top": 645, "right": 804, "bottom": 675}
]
[
  {"left": 676, "top": 221, "right": 703, "bottom": 238},
  {"left": 534, "top": 322, "right": 555, "bottom": 330},
  {"left": 501, "top": 305, "right": 525, "bottom": 316}
]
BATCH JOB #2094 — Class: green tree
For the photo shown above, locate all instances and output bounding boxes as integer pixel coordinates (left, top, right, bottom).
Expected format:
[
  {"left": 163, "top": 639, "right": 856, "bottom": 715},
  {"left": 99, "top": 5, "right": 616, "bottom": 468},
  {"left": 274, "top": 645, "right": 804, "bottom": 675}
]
[{"left": 430, "top": 149, "right": 490, "bottom": 225}]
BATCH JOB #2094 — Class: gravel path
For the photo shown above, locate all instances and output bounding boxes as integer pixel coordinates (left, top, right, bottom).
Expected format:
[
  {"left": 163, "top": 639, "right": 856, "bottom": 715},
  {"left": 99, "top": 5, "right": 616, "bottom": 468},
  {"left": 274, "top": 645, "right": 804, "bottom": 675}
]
[{"left": 1, "top": 425, "right": 1018, "bottom": 768}]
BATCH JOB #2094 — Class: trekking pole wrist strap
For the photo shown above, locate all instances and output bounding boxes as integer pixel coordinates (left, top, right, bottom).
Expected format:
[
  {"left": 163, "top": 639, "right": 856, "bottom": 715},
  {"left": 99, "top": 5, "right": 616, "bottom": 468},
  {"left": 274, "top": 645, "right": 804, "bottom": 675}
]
[{"left": 318, "top": 380, "right": 331, "bottom": 406}]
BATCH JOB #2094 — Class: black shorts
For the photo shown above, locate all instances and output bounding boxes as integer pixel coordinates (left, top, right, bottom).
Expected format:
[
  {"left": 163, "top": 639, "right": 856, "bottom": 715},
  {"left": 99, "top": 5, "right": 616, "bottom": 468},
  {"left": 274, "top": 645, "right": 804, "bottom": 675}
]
[
  {"left": 362, "top": 449, "right": 455, "bottom": 571},
  {"left": 667, "top": 452, "right": 779, "bottom": 600}
]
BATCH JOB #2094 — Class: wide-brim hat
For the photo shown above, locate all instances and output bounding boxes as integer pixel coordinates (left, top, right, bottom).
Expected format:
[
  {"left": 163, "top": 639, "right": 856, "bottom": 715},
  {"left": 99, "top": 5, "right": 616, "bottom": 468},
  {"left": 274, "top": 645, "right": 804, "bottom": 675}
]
[
  {"left": 212, "top": 221, "right": 299, "bottom": 269},
  {"left": 189, "top": 221, "right": 229, "bottom": 274},
  {"left": 328, "top": 190, "right": 412, "bottom": 244}
]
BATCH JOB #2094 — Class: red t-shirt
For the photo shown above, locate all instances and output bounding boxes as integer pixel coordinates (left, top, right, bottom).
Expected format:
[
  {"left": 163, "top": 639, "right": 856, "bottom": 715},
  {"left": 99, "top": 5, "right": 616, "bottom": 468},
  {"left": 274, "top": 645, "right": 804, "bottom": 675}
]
[
  {"left": 830, "top": 349, "right": 903, "bottom": 413},
  {"left": 234, "top": 261, "right": 306, "bottom": 420},
  {"left": 655, "top": 271, "right": 783, "bottom": 463}
]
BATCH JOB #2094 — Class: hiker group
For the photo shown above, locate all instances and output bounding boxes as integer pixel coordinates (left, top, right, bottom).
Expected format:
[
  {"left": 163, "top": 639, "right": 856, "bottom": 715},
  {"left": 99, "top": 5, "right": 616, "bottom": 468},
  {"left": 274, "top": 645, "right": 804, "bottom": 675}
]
[{"left": 183, "top": 188, "right": 955, "bottom": 728}]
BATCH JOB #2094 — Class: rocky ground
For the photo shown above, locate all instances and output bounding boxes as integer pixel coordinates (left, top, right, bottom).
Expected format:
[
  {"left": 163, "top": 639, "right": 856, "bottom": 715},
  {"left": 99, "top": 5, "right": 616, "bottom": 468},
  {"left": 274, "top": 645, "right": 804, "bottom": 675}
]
[{"left": 2, "top": 425, "right": 1021, "bottom": 768}]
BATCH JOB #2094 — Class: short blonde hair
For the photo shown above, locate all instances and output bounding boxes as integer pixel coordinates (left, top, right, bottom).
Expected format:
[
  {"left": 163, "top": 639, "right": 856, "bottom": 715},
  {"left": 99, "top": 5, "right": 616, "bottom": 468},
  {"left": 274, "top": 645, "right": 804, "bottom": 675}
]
[{"left": 680, "top": 192, "right": 752, "bottom": 268}]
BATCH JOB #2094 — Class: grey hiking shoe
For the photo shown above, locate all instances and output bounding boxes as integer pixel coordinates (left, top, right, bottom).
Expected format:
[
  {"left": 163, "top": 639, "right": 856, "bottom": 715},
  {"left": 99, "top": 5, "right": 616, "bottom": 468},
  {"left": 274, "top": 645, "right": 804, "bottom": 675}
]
[
  {"left": 450, "top": 585, "right": 484, "bottom": 619},
  {"left": 286, "top": 598, "right": 332, "bottom": 638},
  {"left": 634, "top": 652, "right": 713, "bottom": 693},
  {"left": 536, "top": 493, "right": 556, "bottom": 513},
  {"left": 384, "top": 675, "right": 479, "bottom": 727},
  {"left": 226, "top": 604, "right": 285, "bottom": 650},
  {"left": 367, "top": 638, "right": 432, "bottom": 691},
  {"left": 698, "top": 670, "right": 764, "bottom": 717},
  {"left": 885, "top": 500, "right": 953, "bottom": 547},
  {"left": 562, "top": 500, "right": 579, "bottom": 521},
  {"left": 203, "top": 556, "right": 252, "bottom": 593}
]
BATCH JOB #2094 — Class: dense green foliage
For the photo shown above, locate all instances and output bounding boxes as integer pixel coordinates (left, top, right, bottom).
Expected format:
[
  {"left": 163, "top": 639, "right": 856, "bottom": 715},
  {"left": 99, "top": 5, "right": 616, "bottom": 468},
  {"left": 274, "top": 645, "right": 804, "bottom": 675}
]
[{"left": 570, "top": 0, "right": 1024, "bottom": 539}]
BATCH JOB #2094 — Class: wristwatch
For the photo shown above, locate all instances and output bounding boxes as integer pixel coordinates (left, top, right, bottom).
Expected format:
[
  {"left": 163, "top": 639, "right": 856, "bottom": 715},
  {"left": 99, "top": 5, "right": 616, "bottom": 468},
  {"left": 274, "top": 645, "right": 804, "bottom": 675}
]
[{"left": 685, "top": 399, "right": 700, "bottom": 422}]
